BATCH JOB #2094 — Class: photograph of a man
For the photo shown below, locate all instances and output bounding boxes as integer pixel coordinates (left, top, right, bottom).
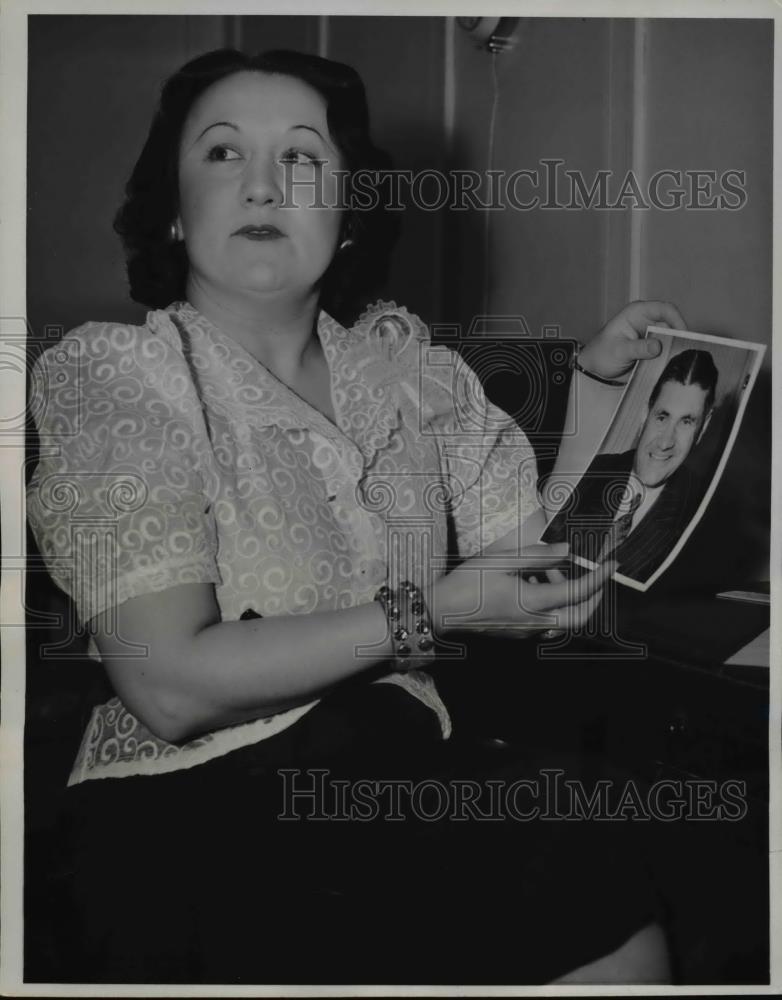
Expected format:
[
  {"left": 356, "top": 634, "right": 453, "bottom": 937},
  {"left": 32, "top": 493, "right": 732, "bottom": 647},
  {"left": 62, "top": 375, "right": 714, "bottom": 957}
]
[{"left": 543, "top": 328, "right": 764, "bottom": 590}]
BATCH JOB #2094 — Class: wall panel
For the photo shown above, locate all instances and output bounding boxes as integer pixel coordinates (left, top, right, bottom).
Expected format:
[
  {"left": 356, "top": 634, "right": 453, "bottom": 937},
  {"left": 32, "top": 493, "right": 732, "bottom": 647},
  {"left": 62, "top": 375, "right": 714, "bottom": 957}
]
[{"left": 27, "top": 15, "right": 226, "bottom": 340}]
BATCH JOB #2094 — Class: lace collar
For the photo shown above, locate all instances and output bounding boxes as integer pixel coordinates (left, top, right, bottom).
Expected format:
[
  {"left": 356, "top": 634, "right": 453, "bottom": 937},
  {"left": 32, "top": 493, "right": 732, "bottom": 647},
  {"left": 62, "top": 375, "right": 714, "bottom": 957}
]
[{"left": 148, "top": 299, "right": 428, "bottom": 472}]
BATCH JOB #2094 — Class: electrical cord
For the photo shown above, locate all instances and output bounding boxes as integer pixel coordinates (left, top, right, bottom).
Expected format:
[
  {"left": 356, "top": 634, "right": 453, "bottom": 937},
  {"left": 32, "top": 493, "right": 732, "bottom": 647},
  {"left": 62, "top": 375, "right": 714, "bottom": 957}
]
[{"left": 482, "top": 51, "right": 501, "bottom": 319}]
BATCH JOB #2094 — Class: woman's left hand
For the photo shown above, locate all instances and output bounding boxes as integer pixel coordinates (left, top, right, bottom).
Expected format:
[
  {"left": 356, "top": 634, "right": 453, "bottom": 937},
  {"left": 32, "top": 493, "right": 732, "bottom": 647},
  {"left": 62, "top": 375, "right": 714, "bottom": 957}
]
[{"left": 578, "top": 300, "right": 687, "bottom": 381}]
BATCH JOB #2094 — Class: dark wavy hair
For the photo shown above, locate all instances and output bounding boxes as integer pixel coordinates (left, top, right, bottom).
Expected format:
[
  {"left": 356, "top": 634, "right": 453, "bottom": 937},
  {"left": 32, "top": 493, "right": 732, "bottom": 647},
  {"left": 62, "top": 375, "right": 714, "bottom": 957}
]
[
  {"left": 650, "top": 348, "right": 719, "bottom": 413},
  {"left": 114, "top": 48, "right": 399, "bottom": 323}
]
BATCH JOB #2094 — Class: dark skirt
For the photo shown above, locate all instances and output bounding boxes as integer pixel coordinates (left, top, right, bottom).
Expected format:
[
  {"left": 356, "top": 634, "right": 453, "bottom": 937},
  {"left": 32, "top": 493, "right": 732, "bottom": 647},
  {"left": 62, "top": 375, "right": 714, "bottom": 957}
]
[{"left": 49, "top": 678, "right": 662, "bottom": 985}]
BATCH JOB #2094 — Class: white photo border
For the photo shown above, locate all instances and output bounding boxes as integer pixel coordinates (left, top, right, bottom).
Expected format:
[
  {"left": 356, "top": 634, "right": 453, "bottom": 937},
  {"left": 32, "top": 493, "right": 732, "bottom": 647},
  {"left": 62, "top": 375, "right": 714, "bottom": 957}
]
[{"left": 556, "top": 325, "right": 767, "bottom": 592}]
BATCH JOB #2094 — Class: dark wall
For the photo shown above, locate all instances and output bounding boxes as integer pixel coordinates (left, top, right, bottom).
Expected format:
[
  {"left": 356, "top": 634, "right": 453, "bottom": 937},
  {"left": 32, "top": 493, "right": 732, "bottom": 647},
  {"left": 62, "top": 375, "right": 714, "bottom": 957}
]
[
  {"left": 324, "top": 16, "right": 446, "bottom": 324},
  {"left": 641, "top": 19, "right": 773, "bottom": 583},
  {"left": 642, "top": 19, "right": 772, "bottom": 346},
  {"left": 27, "top": 15, "right": 227, "bottom": 341},
  {"left": 445, "top": 18, "right": 624, "bottom": 340}
]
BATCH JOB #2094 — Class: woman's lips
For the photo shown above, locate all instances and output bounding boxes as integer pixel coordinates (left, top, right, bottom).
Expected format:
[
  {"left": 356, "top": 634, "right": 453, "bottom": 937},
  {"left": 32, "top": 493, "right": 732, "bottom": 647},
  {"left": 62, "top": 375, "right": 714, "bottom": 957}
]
[{"left": 234, "top": 225, "right": 285, "bottom": 240}]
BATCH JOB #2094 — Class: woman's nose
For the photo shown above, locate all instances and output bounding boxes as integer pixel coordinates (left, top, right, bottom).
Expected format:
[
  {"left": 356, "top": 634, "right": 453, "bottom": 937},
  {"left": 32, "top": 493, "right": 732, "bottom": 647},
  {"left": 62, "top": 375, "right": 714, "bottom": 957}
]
[{"left": 241, "top": 158, "right": 282, "bottom": 207}]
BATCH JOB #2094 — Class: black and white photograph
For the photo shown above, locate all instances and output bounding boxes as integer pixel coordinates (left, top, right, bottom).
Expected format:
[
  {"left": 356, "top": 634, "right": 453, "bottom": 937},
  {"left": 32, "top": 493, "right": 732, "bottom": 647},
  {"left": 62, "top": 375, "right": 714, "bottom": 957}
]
[
  {"left": 0, "top": 2, "right": 778, "bottom": 994},
  {"left": 542, "top": 326, "right": 765, "bottom": 589}
]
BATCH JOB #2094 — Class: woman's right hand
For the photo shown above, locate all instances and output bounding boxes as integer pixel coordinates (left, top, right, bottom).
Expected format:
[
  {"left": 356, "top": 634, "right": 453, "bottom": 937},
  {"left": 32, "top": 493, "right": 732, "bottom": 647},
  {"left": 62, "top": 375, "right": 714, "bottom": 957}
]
[{"left": 430, "top": 542, "right": 614, "bottom": 639}]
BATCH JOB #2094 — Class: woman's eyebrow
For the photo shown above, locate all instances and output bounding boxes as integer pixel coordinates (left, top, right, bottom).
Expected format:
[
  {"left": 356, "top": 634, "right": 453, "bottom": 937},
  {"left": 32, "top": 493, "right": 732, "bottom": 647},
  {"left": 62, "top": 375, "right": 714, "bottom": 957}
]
[
  {"left": 290, "top": 124, "right": 326, "bottom": 141},
  {"left": 195, "top": 120, "right": 240, "bottom": 142},
  {"left": 189, "top": 120, "right": 333, "bottom": 151}
]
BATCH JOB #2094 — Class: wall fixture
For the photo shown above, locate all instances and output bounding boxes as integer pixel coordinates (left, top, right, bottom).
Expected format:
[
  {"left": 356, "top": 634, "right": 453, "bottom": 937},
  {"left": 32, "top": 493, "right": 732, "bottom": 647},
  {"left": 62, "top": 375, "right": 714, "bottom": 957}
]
[{"left": 456, "top": 17, "right": 519, "bottom": 54}]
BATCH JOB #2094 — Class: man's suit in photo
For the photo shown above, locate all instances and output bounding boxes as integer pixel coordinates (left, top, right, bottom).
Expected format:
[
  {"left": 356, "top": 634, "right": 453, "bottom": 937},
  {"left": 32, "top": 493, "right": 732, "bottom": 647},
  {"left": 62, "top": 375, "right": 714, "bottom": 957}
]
[{"left": 546, "top": 449, "right": 703, "bottom": 583}]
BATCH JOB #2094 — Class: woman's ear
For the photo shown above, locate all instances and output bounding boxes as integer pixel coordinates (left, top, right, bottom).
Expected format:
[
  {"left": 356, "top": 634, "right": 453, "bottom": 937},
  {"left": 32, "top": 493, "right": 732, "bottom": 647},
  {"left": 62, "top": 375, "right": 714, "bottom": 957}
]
[{"left": 338, "top": 215, "right": 354, "bottom": 251}]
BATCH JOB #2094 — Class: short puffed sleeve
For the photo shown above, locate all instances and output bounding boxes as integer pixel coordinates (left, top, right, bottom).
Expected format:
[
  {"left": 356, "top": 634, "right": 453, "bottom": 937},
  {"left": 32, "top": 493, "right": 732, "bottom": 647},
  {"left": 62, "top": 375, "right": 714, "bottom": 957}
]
[
  {"left": 353, "top": 301, "right": 541, "bottom": 560},
  {"left": 26, "top": 321, "right": 222, "bottom": 633},
  {"left": 426, "top": 347, "right": 540, "bottom": 559}
]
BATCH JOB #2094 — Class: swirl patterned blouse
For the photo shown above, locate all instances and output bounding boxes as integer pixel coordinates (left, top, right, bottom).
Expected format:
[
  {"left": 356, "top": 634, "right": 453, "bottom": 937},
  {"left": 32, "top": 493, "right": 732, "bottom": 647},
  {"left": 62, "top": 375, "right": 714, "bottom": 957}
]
[{"left": 27, "top": 300, "right": 539, "bottom": 784}]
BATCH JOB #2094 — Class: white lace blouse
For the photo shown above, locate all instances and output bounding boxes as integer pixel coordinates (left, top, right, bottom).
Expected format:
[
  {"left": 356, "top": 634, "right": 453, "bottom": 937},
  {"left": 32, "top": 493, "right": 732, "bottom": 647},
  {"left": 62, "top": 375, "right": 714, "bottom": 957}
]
[{"left": 27, "top": 300, "right": 539, "bottom": 784}]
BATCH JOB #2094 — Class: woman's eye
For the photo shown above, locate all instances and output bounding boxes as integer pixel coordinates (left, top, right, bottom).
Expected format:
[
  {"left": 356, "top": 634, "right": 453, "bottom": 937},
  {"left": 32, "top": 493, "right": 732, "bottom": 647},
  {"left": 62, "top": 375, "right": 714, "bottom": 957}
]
[
  {"left": 205, "top": 145, "right": 242, "bottom": 163},
  {"left": 279, "top": 149, "right": 325, "bottom": 167}
]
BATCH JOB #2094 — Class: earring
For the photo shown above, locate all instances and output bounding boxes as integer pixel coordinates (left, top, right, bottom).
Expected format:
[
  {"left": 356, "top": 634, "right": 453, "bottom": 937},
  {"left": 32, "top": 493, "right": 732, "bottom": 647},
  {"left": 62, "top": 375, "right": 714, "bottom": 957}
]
[
  {"left": 169, "top": 222, "right": 180, "bottom": 243},
  {"left": 339, "top": 237, "right": 354, "bottom": 251}
]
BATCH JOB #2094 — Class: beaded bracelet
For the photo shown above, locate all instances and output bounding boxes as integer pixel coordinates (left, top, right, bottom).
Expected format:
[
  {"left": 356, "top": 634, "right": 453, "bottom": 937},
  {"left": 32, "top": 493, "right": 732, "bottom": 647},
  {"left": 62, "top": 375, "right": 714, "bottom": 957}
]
[{"left": 374, "top": 580, "right": 436, "bottom": 673}]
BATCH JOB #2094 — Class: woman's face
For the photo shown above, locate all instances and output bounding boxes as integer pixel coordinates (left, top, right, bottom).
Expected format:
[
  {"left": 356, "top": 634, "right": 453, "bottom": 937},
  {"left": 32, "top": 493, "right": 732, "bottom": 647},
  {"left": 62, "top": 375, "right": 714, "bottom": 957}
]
[{"left": 177, "top": 70, "right": 344, "bottom": 306}]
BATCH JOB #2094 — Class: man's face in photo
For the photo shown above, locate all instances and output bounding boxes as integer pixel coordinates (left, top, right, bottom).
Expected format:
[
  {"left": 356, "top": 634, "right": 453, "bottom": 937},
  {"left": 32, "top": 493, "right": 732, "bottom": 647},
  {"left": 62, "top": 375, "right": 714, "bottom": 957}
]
[{"left": 633, "top": 379, "right": 710, "bottom": 488}]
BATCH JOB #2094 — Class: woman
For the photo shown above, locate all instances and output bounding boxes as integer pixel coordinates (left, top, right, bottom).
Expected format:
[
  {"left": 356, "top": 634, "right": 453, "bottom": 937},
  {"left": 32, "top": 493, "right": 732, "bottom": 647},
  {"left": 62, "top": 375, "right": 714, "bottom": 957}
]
[{"left": 27, "top": 48, "right": 686, "bottom": 984}]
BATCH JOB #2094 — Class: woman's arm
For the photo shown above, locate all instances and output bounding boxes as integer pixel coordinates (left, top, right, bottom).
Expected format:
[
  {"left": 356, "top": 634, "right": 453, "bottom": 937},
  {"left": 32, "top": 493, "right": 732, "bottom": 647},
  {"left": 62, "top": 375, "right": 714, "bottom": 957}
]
[
  {"left": 93, "top": 545, "right": 610, "bottom": 744},
  {"left": 92, "top": 583, "right": 395, "bottom": 744}
]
